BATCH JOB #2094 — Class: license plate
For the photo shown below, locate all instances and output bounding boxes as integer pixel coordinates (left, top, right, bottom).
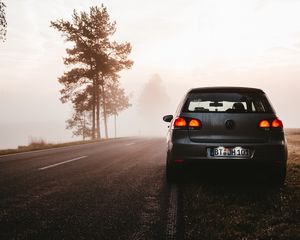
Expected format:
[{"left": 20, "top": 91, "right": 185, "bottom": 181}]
[{"left": 209, "top": 147, "right": 250, "bottom": 158}]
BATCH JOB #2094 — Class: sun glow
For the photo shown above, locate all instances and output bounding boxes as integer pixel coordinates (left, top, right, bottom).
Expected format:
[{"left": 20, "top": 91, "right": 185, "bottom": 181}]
[{"left": 135, "top": 0, "right": 300, "bottom": 71}]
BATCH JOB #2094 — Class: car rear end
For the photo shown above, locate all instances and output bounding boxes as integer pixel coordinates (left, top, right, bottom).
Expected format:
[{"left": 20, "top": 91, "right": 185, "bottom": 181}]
[{"left": 165, "top": 87, "right": 287, "bottom": 184}]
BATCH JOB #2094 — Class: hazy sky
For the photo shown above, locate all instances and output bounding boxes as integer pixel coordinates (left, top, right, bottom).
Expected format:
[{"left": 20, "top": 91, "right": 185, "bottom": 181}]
[{"left": 1, "top": 0, "right": 300, "bottom": 148}]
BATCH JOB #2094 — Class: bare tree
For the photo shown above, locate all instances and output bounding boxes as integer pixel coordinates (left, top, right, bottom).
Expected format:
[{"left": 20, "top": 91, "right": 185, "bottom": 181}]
[
  {"left": 66, "top": 111, "right": 92, "bottom": 140},
  {"left": 104, "top": 79, "right": 131, "bottom": 138}
]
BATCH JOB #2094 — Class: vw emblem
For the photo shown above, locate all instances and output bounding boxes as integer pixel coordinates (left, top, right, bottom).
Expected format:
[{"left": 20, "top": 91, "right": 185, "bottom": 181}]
[{"left": 225, "top": 120, "right": 235, "bottom": 129}]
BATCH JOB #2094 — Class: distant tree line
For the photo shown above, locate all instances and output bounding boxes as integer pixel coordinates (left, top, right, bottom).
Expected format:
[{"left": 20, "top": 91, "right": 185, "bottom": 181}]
[
  {"left": 0, "top": 0, "right": 7, "bottom": 41},
  {"left": 51, "top": 5, "right": 133, "bottom": 140}
]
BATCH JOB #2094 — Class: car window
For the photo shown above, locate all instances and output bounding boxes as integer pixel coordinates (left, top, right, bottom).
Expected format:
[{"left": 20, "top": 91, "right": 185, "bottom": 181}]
[{"left": 182, "top": 92, "right": 273, "bottom": 113}]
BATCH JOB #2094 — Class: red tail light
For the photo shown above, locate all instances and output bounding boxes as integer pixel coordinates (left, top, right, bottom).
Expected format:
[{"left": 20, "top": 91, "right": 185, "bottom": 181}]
[
  {"left": 189, "top": 119, "right": 201, "bottom": 127},
  {"left": 259, "top": 119, "right": 283, "bottom": 129},
  {"left": 259, "top": 120, "right": 270, "bottom": 128},
  {"left": 173, "top": 117, "right": 202, "bottom": 129},
  {"left": 174, "top": 117, "right": 187, "bottom": 127},
  {"left": 175, "top": 159, "right": 184, "bottom": 164},
  {"left": 272, "top": 119, "right": 283, "bottom": 128}
]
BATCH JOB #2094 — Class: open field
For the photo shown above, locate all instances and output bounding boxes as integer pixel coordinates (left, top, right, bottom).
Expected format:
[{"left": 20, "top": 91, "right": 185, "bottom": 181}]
[{"left": 286, "top": 128, "right": 300, "bottom": 164}]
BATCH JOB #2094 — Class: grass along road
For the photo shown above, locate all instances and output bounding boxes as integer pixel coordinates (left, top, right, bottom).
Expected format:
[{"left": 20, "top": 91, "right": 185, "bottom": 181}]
[{"left": 179, "top": 130, "right": 300, "bottom": 240}]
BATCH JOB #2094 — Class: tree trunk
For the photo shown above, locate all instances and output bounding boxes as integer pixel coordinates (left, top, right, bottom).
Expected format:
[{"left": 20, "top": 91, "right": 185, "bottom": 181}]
[
  {"left": 92, "top": 78, "right": 96, "bottom": 140},
  {"left": 114, "top": 114, "right": 117, "bottom": 138},
  {"left": 101, "top": 84, "right": 108, "bottom": 138},
  {"left": 83, "top": 112, "right": 86, "bottom": 141},
  {"left": 96, "top": 80, "right": 101, "bottom": 139},
  {"left": 91, "top": 60, "right": 96, "bottom": 140}
]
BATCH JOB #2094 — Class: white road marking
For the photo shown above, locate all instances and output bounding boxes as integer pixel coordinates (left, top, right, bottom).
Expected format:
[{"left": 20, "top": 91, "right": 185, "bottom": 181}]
[
  {"left": 166, "top": 184, "right": 179, "bottom": 240},
  {"left": 125, "top": 142, "right": 136, "bottom": 146},
  {"left": 38, "top": 156, "right": 88, "bottom": 170}
]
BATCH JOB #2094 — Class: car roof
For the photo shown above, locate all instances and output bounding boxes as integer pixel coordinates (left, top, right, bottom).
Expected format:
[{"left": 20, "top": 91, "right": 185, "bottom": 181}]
[{"left": 188, "top": 87, "right": 265, "bottom": 94}]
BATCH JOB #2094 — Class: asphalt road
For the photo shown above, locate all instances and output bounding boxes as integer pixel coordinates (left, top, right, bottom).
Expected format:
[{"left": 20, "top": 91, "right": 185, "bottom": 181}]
[
  {"left": 0, "top": 138, "right": 170, "bottom": 240},
  {"left": 1, "top": 137, "right": 299, "bottom": 240}
]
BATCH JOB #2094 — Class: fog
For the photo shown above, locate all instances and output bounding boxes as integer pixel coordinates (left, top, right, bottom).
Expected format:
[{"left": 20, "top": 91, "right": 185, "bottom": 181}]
[{"left": 1, "top": 0, "right": 300, "bottom": 148}]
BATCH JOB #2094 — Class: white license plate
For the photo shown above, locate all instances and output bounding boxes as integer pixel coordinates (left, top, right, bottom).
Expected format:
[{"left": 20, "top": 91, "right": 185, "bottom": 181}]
[{"left": 209, "top": 147, "right": 250, "bottom": 158}]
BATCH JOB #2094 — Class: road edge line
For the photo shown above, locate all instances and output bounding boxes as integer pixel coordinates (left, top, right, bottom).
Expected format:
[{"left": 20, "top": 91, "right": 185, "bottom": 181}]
[{"left": 166, "top": 184, "right": 179, "bottom": 240}]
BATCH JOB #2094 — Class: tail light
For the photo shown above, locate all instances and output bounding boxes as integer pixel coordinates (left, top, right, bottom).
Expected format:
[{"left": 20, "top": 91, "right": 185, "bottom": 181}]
[
  {"left": 175, "top": 159, "right": 184, "bottom": 164},
  {"left": 173, "top": 117, "right": 202, "bottom": 129},
  {"left": 259, "top": 120, "right": 270, "bottom": 128},
  {"left": 189, "top": 119, "right": 201, "bottom": 127},
  {"left": 271, "top": 119, "right": 283, "bottom": 128},
  {"left": 174, "top": 117, "right": 187, "bottom": 127},
  {"left": 259, "top": 119, "right": 283, "bottom": 129}
]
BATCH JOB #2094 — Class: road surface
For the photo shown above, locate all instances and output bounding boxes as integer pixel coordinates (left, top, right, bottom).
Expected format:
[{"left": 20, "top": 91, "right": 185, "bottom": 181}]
[{"left": 0, "top": 137, "right": 299, "bottom": 240}]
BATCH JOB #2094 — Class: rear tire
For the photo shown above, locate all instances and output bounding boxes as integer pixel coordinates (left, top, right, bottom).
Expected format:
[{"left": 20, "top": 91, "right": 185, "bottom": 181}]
[
  {"left": 166, "top": 162, "right": 177, "bottom": 183},
  {"left": 269, "top": 165, "right": 286, "bottom": 186},
  {"left": 166, "top": 152, "right": 180, "bottom": 183}
]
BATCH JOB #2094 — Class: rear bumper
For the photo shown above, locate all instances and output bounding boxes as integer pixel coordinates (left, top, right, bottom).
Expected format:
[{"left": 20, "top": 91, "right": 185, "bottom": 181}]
[{"left": 167, "top": 138, "right": 287, "bottom": 167}]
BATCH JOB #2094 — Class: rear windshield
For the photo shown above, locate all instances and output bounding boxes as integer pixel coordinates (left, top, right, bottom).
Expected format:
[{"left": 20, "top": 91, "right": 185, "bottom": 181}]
[{"left": 182, "top": 92, "right": 274, "bottom": 113}]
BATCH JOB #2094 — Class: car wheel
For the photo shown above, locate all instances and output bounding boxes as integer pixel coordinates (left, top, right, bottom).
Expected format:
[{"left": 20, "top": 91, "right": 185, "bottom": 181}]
[
  {"left": 166, "top": 153, "right": 179, "bottom": 183},
  {"left": 269, "top": 165, "right": 286, "bottom": 185},
  {"left": 166, "top": 162, "right": 177, "bottom": 183}
]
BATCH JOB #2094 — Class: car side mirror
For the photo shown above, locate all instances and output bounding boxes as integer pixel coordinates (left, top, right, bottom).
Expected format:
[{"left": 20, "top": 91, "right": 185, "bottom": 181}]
[{"left": 163, "top": 115, "right": 173, "bottom": 122}]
